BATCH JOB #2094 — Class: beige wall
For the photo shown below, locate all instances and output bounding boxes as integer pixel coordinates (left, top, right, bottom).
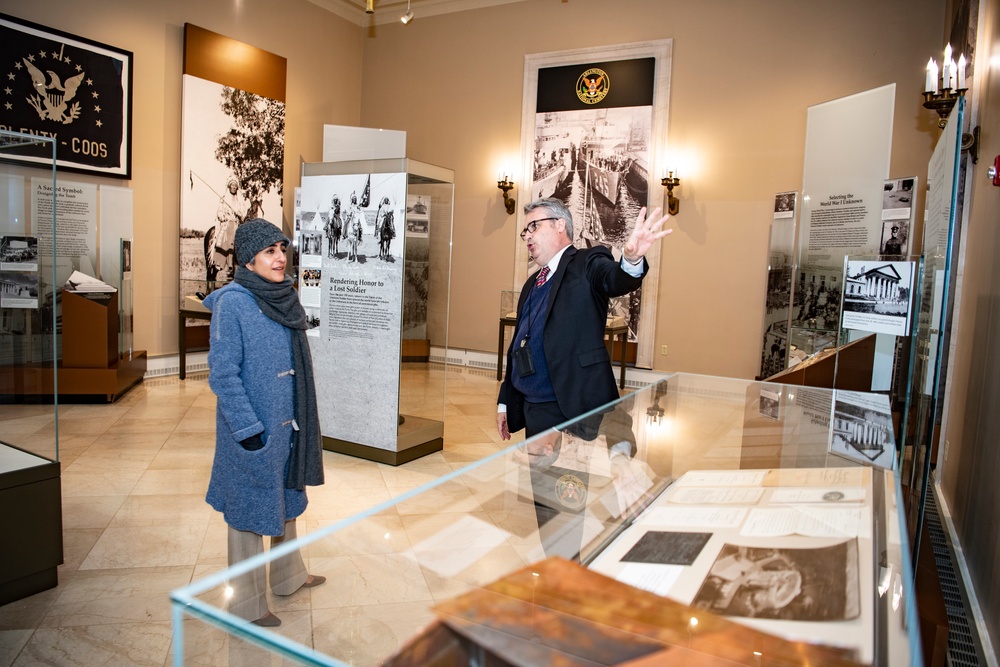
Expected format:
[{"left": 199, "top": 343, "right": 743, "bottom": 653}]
[
  {"left": 3, "top": 0, "right": 947, "bottom": 379},
  {"left": 3, "top": 0, "right": 363, "bottom": 359},
  {"left": 359, "top": 0, "right": 945, "bottom": 377}
]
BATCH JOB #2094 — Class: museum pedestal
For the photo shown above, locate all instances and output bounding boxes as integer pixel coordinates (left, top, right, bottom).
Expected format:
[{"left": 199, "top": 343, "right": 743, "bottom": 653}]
[{"left": 0, "top": 444, "right": 62, "bottom": 605}]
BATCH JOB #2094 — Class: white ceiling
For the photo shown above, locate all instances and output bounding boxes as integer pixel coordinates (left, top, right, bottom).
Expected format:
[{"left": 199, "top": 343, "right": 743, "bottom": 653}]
[{"left": 305, "top": 0, "right": 527, "bottom": 26}]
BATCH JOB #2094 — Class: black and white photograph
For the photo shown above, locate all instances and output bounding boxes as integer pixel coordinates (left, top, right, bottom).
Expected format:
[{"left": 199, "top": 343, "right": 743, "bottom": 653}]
[
  {"left": 692, "top": 541, "right": 860, "bottom": 621},
  {"left": 758, "top": 203, "right": 797, "bottom": 378},
  {"left": 879, "top": 220, "right": 909, "bottom": 258},
  {"left": 304, "top": 306, "right": 320, "bottom": 338},
  {"left": 773, "top": 191, "right": 796, "bottom": 219},
  {"left": 842, "top": 260, "right": 914, "bottom": 336},
  {"left": 531, "top": 104, "right": 651, "bottom": 342},
  {"left": 121, "top": 239, "right": 132, "bottom": 275},
  {"left": 758, "top": 386, "right": 781, "bottom": 421},
  {"left": 621, "top": 531, "right": 712, "bottom": 566},
  {"left": 179, "top": 74, "right": 284, "bottom": 287},
  {"left": 830, "top": 390, "right": 896, "bottom": 470},
  {"left": 403, "top": 236, "right": 429, "bottom": 340},
  {"left": 881, "top": 177, "right": 915, "bottom": 219},
  {"left": 0, "top": 271, "right": 39, "bottom": 309},
  {"left": 405, "top": 194, "right": 430, "bottom": 238},
  {"left": 0, "top": 13, "right": 132, "bottom": 178},
  {"left": 792, "top": 268, "right": 843, "bottom": 331},
  {"left": 0, "top": 235, "right": 39, "bottom": 272}
]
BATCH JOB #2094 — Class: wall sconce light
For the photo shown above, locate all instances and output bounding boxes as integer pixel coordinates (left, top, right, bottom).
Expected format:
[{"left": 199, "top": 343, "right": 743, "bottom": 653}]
[
  {"left": 923, "top": 44, "right": 966, "bottom": 129},
  {"left": 365, "top": 0, "right": 374, "bottom": 14},
  {"left": 660, "top": 171, "right": 680, "bottom": 216},
  {"left": 645, "top": 402, "right": 664, "bottom": 426},
  {"left": 497, "top": 174, "right": 516, "bottom": 215},
  {"left": 400, "top": 0, "right": 413, "bottom": 23}
]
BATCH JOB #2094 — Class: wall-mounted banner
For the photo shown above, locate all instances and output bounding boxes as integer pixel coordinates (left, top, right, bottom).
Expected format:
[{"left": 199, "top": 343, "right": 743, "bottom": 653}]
[
  {"left": 519, "top": 40, "right": 672, "bottom": 368},
  {"left": 300, "top": 172, "right": 406, "bottom": 451},
  {"left": 0, "top": 13, "right": 132, "bottom": 178}
]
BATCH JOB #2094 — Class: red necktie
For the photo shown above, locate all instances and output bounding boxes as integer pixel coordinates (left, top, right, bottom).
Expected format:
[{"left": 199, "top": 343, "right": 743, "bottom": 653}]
[{"left": 535, "top": 266, "right": 550, "bottom": 287}]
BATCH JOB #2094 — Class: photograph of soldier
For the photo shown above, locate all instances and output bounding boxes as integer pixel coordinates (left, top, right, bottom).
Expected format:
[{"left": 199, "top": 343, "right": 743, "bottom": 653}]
[
  {"left": 374, "top": 196, "right": 396, "bottom": 261},
  {"left": 325, "top": 195, "right": 343, "bottom": 259}
]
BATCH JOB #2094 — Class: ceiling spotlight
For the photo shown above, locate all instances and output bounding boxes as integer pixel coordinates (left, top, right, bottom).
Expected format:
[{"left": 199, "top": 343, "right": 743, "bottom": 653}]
[
  {"left": 365, "top": 0, "right": 374, "bottom": 14},
  {"left": 400, "top": 0, "right": 413, "bottom": 23}
]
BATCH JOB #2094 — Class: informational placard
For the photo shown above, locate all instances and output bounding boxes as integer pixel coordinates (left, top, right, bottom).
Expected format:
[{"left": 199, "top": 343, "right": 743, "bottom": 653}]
[
  {"left": 300, "top": 172, "right": 407, "bottom": 450},
  {"left": 31, "top": 177, "right": 97, "bottom": 281}
]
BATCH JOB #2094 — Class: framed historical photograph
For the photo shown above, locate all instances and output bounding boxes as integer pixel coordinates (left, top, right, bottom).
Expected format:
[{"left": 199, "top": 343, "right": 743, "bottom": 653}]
[
  {"left": 0, "top": 13, "right": 133, "bottom": 178},
  {"left": 517, "top": 40, "right": 672, "bottom": 368}
]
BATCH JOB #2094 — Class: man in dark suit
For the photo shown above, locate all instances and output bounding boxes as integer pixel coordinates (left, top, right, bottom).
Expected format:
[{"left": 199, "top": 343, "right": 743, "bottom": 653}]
[{"left": 497, "top": 197, "right": 672, "bottom": 440}]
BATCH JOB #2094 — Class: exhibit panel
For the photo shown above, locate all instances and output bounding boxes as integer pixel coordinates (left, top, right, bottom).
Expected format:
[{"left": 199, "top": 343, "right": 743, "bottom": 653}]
[
  {"left": 171, "top": 373, "right": 921, "bottom": 666},
  {"left": 790, "top": 86, "right": 894, "bottom": 372},
  {"left": 0, "top": 129, "right": 64, "bottom": 604},
  {"left": 300, "top": 158, "right": 454, "bottom": 465}
]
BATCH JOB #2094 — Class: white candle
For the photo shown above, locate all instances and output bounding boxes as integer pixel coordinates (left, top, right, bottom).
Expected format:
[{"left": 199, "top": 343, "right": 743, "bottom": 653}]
[
  {"left": 957, "top": 53, "right": 967, "bottom": 89},
  {"left": 949, "top": 58, "right": 958, "bottom": 90},
  {"left": 943, "top": 45, "right": 954, "bottom": 90},
  {"left": 925, "top": 58, "right": 936, "bottom": 92}
]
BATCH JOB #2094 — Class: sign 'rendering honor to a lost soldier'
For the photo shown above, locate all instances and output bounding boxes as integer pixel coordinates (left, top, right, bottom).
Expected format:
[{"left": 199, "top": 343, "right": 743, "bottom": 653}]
[{"left": 0, "top": 13, "right": 132, "bottom": 178}]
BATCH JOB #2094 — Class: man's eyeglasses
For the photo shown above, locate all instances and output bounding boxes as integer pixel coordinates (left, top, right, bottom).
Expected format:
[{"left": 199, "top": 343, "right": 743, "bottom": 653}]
[{"left": 520, "top": 217, "right": 559, "bottom": 240}]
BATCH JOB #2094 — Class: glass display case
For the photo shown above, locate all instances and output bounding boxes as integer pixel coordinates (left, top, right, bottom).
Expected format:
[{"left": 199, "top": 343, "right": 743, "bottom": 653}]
[
  {"left": 171, "top": 372, "right": 920, "bottom": 666},
  {"left": 0, "top": 129, "right": 63, "bottom": 604}
]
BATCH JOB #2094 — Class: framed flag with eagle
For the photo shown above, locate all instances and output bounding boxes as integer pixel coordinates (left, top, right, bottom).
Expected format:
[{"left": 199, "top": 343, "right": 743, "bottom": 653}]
[{"left": 0, "top": 13, "right": 133, "bottom": 178}]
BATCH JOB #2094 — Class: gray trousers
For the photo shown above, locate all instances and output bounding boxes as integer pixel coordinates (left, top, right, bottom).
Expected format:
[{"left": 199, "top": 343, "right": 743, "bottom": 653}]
[{"left": 227, "top": 519, "right": 308, "bottom": 621}]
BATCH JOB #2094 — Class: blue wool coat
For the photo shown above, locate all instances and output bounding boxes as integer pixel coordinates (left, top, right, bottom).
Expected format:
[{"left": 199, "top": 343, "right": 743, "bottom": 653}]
[{"left": 203, "top": 283, "right": 308, "bottom": 536}]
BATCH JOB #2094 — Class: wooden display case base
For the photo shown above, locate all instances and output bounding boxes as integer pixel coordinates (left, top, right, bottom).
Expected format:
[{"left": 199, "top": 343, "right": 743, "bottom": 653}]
[
  {"left": 323, "top": 414, "right": 443, "bottom": 466},
  {"left": 401, "top": 338, "right": 430, "bottom": 362},
  {"left": 0, "top": 351, "right": 147, "bottom": 403}
]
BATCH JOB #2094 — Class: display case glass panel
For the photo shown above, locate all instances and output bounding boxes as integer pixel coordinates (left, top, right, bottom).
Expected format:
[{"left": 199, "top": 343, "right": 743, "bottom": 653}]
[
  {"left": 171, "top": 373, "right": 919, "bottom": 666},
  {"left": 1, "top": 129, "right": 59, "bottom": 463}
]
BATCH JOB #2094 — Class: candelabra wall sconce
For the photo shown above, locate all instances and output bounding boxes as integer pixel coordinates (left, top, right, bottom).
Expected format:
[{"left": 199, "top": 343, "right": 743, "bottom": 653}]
[
  {"left": 922, "top": 44, "right": 979, "bottom": 162},
  {"left": 660, "top": 171, "right": 680, "bottom": 216},
  {"left": 923, "top": 43, "right": 966, "bottom": 128},
  {"left": 497, "top": 175, "right": 516, "bottom": 215}
]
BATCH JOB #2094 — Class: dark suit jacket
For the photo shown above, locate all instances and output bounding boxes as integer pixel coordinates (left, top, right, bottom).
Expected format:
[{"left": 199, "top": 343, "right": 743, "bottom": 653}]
[{"left": 498, "top": 244, "right": 647, "bottom": 433}]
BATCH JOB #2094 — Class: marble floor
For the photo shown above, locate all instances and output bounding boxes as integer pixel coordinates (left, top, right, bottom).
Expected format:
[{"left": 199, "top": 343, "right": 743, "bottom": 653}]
[{"left": 0, "top": 363, "right": 533, "bottom": 667}]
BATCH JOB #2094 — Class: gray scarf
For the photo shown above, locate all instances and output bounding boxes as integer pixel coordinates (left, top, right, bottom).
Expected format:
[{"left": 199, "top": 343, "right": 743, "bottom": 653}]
[{"left": 235, "top": 266, "right": 324, "bottom": 490}]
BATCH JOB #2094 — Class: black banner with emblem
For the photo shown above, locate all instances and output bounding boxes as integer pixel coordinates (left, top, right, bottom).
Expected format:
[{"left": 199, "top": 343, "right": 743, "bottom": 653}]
[
  {"left": 0, "top": 13, "right": 132, "bottom": 178},
  {"left": 536, "top": 58, "right": 655, "bottom": 113}
]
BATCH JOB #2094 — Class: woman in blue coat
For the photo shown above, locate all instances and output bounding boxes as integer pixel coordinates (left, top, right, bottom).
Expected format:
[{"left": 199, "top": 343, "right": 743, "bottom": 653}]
[{"left": 203, "top": 218, "right": 326, "bottom": 627}]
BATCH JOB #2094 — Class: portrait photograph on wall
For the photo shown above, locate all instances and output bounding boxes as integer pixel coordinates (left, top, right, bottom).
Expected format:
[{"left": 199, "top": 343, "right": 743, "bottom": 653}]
[
  {"left": 518, "top": 40, "right": 672, "bottom": 367},
  {"left": 0, "top": 13, "right": 132, "bottom": 178}
]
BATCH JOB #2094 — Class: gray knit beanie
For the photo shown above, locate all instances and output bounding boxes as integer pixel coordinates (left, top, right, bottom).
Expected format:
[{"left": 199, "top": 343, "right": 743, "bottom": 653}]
[{"left": 235, "top": 218, "right": 290, "bottom": 266}]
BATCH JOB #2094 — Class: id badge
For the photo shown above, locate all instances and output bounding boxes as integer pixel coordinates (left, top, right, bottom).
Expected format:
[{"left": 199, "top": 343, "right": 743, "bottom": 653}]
[{"left": 512, "top": 343, "right": 535, "bottom": 376}]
